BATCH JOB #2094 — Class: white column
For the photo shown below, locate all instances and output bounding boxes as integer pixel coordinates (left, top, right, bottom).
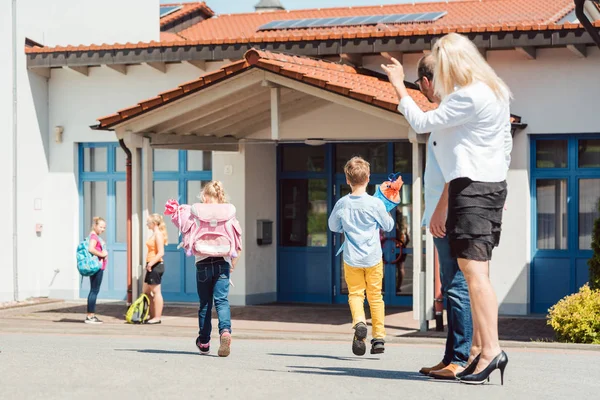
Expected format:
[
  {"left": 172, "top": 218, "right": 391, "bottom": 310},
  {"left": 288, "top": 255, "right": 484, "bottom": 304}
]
[
  {"left": 409, "top": 128, "right": 433, "bottom": 332},
  {"left": 270, "top": 86, "right": 280, "bottom": 141}
]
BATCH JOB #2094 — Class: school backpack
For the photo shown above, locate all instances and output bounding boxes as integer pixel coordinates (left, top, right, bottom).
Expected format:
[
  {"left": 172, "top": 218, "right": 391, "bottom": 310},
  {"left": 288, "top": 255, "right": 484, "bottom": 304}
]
[
  {"left": 164, "top": 199, "right": 242, "bottom": 258},
  {"left": 76, "top": 236, "right": 102, "bottom": 277},
  {"left": 125, "top": 294, "right": 150, "bottom": 324}
]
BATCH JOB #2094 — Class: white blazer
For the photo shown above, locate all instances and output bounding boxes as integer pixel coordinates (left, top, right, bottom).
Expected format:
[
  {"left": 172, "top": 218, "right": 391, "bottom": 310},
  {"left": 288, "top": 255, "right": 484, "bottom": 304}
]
[{"left": 398, "top": 81, "right": 513, "bottom": 183}]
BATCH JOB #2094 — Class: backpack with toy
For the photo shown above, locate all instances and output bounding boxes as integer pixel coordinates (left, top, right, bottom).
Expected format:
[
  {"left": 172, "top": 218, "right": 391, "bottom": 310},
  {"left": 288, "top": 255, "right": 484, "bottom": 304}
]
[
  {"left": 164, "top": 199, "right": 242, "bottom": 258},
  {"left": 76, "top": 235, "right": 102, "bottom": 277}
]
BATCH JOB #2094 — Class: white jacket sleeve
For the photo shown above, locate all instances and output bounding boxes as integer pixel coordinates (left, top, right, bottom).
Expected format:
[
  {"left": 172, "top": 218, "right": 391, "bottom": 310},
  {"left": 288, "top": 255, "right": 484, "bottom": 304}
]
[
  {"left": 503, "top": 118, "right": 513, "bottom": 168},
  {"left": 397, "top": 91, "right": 476, "bottom": 134}
]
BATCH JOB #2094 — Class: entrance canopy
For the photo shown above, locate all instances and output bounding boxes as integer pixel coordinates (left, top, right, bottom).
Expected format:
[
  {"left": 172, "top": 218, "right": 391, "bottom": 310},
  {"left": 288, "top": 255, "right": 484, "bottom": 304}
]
[{"left": 93, "top": 49, "right": 436, "bottom": 151}]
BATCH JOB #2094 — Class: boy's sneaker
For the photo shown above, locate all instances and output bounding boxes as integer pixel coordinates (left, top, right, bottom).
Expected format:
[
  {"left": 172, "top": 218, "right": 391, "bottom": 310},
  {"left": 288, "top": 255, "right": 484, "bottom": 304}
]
[
  {"left": 352, "top": 322, "right": 368, "bottom": 356},
  {"left": 84, "top": 316, "right": 102, "bottom": 324},
  {"left": 196, "top": 339, "right": 210, "bottom": 355},
  {"left": 218, "top": 331, "right": 232, "bottom": 357},
  {"left": 371, "top": 338, "right": 385, "bottom": 354}
]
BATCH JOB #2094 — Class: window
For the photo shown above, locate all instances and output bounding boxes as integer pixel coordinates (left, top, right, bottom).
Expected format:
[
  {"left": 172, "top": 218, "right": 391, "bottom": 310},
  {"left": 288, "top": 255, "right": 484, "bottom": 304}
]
[
  {"left": 536, "top": 179, "right": 568, "bottom": 250},
  {"left": 282, "top": 146, "right": 326, "bottom": 172},
  {"left": 153, "top": 149, "right": 179, "bottom": 171},
  {"left": 153, "top": 181, "right": 179, "bottom": 242},
  {"left": 83, "top": 181, "right": 107, "bottom": 234},
  {"left": 394, "top": 142, "right": 412, "bottom": 172},
  {"left": 579, "top": 179, "right": 600, "bottom": 250},
  {"left": 536, "top": 140, "right": 568, "bottom": 169},
  {"left": 280, "top": 179, "right": 328, "bottom": 247},
  {"left": 578, "top": 139, "right": 600, "bottom": 168},
  {"left": 335, "top": 143, "right": 387, "bottom": 174},
  {"left": 83, "top": 147, "right": 108, "bottom": 172}
]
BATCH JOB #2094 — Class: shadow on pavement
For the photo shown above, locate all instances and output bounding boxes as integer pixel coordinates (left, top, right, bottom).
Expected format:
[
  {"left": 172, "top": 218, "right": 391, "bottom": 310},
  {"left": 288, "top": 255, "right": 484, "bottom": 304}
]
[
  {"left": 268, "top": 353, "right": 380, "bottom": 362},
  {"left": 115, "top": 349, "right": 202, "bottom": 356},
  {"left": 275, "top": 366, "right": 434, "bottom": 382}
]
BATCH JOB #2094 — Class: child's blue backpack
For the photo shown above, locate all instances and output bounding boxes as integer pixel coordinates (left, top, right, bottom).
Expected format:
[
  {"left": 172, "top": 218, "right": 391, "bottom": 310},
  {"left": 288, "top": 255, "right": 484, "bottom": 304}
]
[{"left": 76, "top": 236, "right": 102, "bottom": 277}]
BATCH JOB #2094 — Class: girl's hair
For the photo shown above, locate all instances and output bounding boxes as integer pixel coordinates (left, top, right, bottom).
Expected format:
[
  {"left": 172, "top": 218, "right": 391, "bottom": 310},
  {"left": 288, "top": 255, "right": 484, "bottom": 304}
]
[
  {"left": 149, "top": 213, "right": 169, "bottom": 245},
  {"left": 91, "top": 217, "right": 105, "bottom": 230},
  {"left": 432, "top": 33, "right": 512, "bottom": 101},
  {"left": 201, "top": 180, "right": 227, "bottom": 204}
]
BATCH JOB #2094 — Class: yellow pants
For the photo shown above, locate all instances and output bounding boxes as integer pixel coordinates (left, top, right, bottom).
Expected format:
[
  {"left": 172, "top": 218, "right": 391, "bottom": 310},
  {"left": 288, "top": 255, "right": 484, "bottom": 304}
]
[{"left": 344, "top": 261, "right": 385, "bottom": 339}]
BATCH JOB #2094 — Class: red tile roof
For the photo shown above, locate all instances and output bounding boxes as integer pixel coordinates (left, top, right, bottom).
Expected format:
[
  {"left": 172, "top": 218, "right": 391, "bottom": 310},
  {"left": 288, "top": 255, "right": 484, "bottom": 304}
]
[
  {"left": 160, "top": 31, "right": 186, "bottom": 42},
  {"left": 26, "top": 0, "right": 600, "bottom": 54},
  {"left": 176, "top": 0, "right": 576, "bottom": 43},
  {"left": 160, "top": 2, "right": 214, "bottom": 28},
  {"left": 95, "top": 50, "right": 435, "bottom": 129}
]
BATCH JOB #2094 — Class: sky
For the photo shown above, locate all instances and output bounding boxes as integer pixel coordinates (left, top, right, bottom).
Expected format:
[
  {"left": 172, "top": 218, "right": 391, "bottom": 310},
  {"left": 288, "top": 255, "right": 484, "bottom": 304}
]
[{"left": 161, "top": 0, "right": 434, "bottom": 15}]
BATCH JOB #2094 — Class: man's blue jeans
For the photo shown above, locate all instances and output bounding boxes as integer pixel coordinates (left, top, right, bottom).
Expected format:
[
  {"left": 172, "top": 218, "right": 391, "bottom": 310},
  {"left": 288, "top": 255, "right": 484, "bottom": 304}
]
[
  {"left": 195, "top": 257, "right": 232, "bottom": 344},
  {"left": 434, "top": 236, "right": 473, "bottom": 366}
]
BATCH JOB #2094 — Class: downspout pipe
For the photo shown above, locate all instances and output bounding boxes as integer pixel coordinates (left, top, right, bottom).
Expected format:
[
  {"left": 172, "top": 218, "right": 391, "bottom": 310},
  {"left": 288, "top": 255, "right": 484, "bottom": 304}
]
[
  {"left": 575, "top": 0, "right": 600, "bottom": 49},
  {"left": 118, "top": 139, "right": 133, "bottom": 304},
  {"left": 11, "top": 0, "right": 19, "bottom": 301}
]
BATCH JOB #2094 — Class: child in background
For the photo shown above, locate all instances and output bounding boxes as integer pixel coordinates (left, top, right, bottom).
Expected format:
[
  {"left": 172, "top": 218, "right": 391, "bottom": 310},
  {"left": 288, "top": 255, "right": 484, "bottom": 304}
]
[{"left": 328, "top": 157, "right": 396, "bottom": 355}]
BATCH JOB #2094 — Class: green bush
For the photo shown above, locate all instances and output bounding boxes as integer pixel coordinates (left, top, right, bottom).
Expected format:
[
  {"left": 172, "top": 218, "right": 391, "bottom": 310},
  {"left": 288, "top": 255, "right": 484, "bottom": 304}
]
[
  {"left": 547, "top": 284, "right": 600, "bottom": 344},
  {"left": 589, "top": 199, "right": 600, "bottom": 291}
]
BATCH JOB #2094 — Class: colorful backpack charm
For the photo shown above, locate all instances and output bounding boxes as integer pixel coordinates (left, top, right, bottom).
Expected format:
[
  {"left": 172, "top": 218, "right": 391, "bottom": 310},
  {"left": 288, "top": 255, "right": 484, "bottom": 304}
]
[{"left": 373, "top": 173, "right": 404, "bottom": 212}]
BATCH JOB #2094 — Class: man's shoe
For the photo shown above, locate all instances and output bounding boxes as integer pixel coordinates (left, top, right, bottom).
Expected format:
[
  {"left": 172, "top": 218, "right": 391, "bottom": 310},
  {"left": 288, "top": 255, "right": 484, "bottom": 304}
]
[
  {"left": 370, "top": 338, "right": 385, "bottom": 354},
  {"left": 419, "top": 361, "right": 447, "bottom": 375},
  {"left": 352, "top": 322, "right": 368, "bottom": 356},
  {"left": 429, "top": 363, "right": 464, "bottom": 380}
]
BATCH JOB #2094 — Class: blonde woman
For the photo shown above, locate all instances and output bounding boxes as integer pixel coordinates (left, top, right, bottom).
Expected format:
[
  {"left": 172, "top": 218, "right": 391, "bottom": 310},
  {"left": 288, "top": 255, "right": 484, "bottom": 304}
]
[
  {"left": 86, "top": 217, "right": 108, "bottom": 324},
  {"left": 383, "top": 33, "right": 512, "bottom": 385},
  {"left": 143, "top": 213, "right": 168, "bottom": 324}
]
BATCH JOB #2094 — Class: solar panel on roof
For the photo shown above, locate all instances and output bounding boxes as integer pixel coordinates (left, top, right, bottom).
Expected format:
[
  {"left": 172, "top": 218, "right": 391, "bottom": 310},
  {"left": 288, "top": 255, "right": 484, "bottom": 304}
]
[
  {"left": 257, "top": 11, "right": 448, "bottom": 31},
  {"left": 160, "top": 5, "right": 182, "bottom": 18}
]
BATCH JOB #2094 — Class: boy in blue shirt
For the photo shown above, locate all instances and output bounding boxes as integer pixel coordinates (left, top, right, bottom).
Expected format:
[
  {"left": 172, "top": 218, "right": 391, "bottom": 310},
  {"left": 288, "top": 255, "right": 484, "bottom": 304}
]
[{"left": 328, "top": 156, "right": 396, "bottom": 355}]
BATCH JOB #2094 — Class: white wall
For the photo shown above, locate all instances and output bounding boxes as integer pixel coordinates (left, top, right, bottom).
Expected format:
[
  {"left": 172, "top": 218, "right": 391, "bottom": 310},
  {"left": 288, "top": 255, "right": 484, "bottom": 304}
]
[
  {"left": 244, "top": 144, "right": 277, "bottom": 304},
  {"left": 18, "top": 0, "right": 158, "bottom": 47},
  {"left": 0, "top": 0, "right": 16, "bottom": 302},
  {"left": 249, "top": 102, "right": 410, "bottom": 141}
]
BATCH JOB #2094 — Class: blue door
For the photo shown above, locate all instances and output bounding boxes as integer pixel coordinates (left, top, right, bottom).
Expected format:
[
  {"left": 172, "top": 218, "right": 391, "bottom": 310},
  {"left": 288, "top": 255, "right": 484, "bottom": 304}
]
[
  {"left": 79, "top": 143, "right": 127, "bottom": 300},
  {"left": 277, "top": 142, "right": 417, "bottom": 305},
  {"left": 79, "top": 145, "right": 212, "bottom": 302},
  {"left": 531, "top": 135, "right": 600, "bottom": 313}
]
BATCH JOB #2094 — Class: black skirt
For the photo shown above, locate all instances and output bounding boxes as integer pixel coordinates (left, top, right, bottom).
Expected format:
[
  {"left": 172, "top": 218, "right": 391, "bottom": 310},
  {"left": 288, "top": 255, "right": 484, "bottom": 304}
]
[{"left": 446, "top": 178, "right": 507, "bottom": 261}]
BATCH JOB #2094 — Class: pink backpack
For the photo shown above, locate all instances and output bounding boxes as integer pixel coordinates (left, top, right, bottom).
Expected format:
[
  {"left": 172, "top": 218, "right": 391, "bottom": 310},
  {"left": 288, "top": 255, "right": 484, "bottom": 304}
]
[{"left": 164, "top": 199, "right": 242, "bottom": 258}]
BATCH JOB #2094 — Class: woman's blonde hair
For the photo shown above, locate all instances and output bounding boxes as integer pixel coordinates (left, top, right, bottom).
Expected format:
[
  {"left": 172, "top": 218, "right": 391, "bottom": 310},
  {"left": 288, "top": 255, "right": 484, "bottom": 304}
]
[
  {"left": 149, "top": 213, "right": 168, "bottom": 245},
  {"left": 201, "top": 180, "right": 227, "bottom": 204},
  {"left": 432, "top": 33, "right": 512, "bottom": 101},
  {"left": 91, "top": 216, "right": 105, "bottom": 230}
]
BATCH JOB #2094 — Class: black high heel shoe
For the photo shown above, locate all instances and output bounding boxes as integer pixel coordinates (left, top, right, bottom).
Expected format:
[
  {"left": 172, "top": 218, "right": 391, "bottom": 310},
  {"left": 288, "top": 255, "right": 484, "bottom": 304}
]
[
  {"left": 459, "top": 351, "right": 508, "bottom": 385},
  {"left": 456, "top": 354, "right": 480, "bottom": 379}
]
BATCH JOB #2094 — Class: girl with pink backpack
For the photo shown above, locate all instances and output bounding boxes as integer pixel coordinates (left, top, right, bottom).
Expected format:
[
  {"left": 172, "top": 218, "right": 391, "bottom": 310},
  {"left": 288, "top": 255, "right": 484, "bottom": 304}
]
[{"left": 165, "top": 180, "right": 242, "bottom": 357}]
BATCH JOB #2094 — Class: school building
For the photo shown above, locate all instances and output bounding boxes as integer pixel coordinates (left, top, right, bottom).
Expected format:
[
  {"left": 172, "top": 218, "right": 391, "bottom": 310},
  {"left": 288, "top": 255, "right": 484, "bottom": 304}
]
[{"left": 2, "top": 0, "right": 600, "bottom": 325}]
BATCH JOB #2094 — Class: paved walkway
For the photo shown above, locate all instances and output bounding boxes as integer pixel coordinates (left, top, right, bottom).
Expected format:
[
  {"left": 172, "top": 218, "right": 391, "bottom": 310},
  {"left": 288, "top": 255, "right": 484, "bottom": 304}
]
[{"left": 0, "top": 298, "right": 562, "bottom": 346}]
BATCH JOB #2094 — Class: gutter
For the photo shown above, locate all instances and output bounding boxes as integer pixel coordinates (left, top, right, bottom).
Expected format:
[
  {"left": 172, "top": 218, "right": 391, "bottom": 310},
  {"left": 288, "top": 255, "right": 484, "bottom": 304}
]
[
  {"left": 118, "top": 139, "right": 133, "bottom": 304},
  {"left": 11, "top": 0, "right": 19, "bottom": 301},
  {"left": 575, "top": 0, "right": 600, "bottom": 48}
]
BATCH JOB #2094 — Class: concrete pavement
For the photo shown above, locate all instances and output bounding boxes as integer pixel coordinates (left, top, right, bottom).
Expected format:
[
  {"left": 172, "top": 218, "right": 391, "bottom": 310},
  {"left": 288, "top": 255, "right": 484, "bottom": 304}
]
[{"left": 1, "top": 332, "right": 598, "bottom": 400}]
